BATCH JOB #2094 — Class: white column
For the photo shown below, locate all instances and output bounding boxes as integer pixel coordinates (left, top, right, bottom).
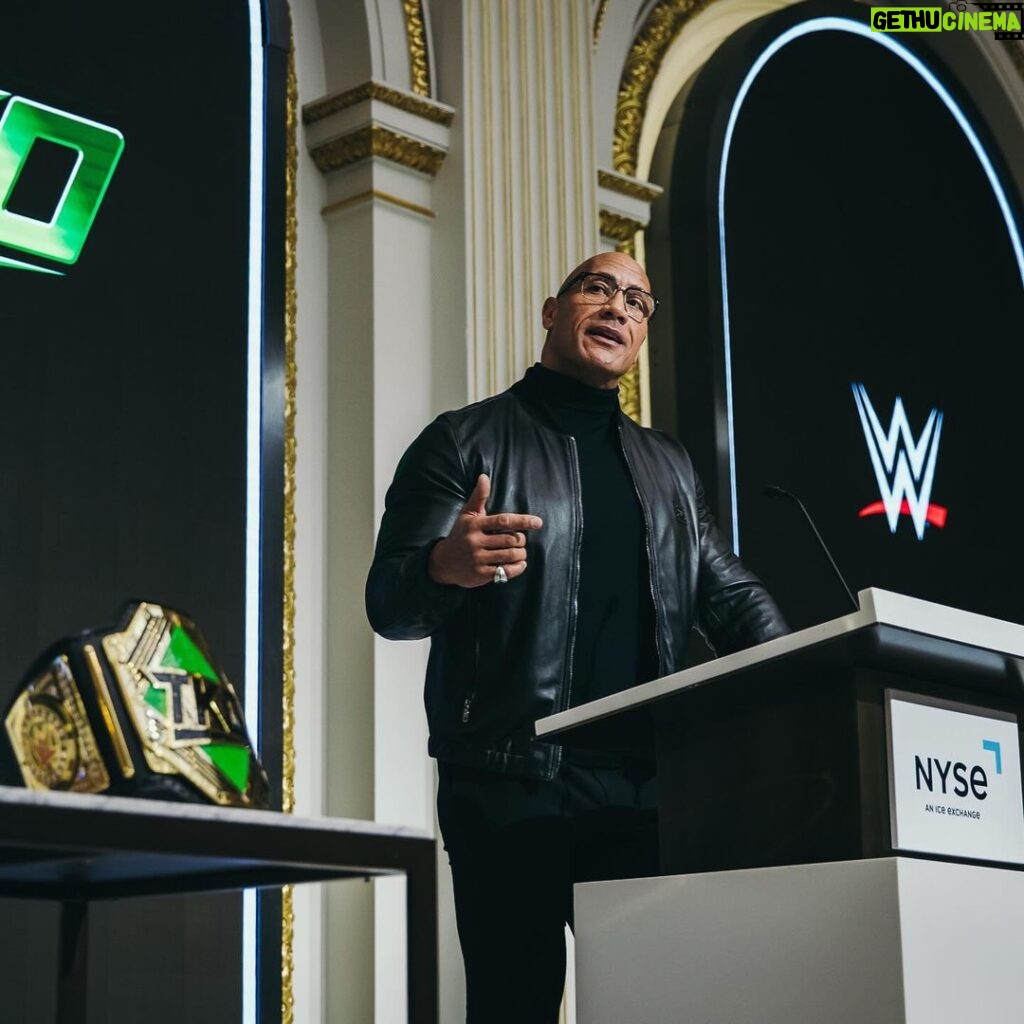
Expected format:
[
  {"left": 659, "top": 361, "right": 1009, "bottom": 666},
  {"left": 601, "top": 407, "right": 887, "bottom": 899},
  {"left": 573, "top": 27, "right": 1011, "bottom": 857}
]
[
  {"left": 304, "top": 81, "right": 453, "bottom": 1023},
  {"left": 462, "top": 0, "right": 598, "bottom": 400}
]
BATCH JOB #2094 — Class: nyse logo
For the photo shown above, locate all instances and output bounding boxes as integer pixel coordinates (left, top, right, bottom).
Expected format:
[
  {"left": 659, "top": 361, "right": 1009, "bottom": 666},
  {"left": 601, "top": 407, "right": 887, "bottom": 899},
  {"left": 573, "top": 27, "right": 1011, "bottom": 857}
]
[
  {"left": 0, "top": 89, "right": 124, "bottom": 275},
  {"left": 914, "top": 740, "right": 1002, "bottom": 801},
  {"left": 851, "top": 383, "right": 948, "bottom": 540}
]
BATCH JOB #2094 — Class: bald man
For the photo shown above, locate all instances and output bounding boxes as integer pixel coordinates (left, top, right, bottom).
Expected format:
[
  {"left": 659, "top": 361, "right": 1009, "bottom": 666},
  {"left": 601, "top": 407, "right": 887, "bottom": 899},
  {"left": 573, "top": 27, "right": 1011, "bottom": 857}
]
[{"left": 367, "top": 252, "right": 787, "bottom": 1023}]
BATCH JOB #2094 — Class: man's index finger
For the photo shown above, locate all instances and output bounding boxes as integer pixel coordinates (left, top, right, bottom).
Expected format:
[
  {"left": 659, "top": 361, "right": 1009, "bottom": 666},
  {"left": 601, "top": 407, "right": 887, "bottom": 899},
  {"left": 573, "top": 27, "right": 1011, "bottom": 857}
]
[{"left": 482, "top": 512, "right": 544, "bottom": 532}]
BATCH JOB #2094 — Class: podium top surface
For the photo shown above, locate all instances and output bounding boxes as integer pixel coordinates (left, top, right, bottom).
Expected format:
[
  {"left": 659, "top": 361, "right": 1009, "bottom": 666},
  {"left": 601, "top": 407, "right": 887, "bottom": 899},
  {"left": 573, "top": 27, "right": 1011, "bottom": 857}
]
[{"left": 536, "top": 588, "right": 1024, "bottom": 744}]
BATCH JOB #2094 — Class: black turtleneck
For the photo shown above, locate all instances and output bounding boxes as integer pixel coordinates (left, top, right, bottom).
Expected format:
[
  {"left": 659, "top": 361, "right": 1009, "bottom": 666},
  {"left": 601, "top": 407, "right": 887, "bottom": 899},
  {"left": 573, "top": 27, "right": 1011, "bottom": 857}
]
[{"left": 517, "top": 364, "right": 657, "bottom": 732}]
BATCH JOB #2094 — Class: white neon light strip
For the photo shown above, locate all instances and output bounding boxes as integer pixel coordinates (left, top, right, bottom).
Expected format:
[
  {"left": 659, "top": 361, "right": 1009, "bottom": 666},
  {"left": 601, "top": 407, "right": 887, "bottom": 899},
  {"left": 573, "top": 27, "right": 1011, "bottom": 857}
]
[
  {"left": 243, "top": 0, "right": 265, "bottom": 1021},
  {"left": 718, "top": 16, "right": 1024, "bottom": 554}
]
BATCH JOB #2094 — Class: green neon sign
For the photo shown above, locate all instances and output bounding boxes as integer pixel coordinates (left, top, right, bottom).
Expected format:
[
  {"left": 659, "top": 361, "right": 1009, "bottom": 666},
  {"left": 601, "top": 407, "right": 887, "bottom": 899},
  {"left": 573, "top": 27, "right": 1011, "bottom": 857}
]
[{"left": 0, "top": 89, "right": 124, "bottom": 274}]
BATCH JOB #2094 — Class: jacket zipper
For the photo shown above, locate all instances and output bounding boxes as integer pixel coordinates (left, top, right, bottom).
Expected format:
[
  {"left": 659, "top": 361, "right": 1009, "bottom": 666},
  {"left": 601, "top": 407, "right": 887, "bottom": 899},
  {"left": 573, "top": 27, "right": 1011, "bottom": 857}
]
[
  {"left": 618, "top": 423, "right": 664, "bottom": 674},
  {"left": 551, "top": 434, "right": 584, "bottom": 779},
  {"left": 462, "top": 597, "right": 480, "bottom": 725}
]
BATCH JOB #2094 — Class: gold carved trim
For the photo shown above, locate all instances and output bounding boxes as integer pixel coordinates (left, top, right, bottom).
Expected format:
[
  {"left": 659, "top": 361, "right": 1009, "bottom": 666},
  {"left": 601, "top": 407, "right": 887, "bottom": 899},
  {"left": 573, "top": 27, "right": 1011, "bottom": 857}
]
[
  {"left": 619, "top": 232, "right": 641, "bottom": 421},
  {"left": 322, "top": 189, "right": 435, "bottom": 220},
  {"left": 617, "top": 232, "right": 641, "bottom": 423},
  {"left": 309, "top": 124, "right": 447, "bottom": 177},
  {"left": 302, "top": 80, "right": 453, "bottom": 127},
  {"left": 620, "top": 362, "right": 642, "bottom": 423},
  {"left": 281, "top": 38, "right": 298, "bottom": 1024},
  {"left": 598, "top": 168, "right": 663, "bottom": 203},
  {"left": 593, "top": 0, "right": 610, "bottom": 48},
  {"left": 599, "top": 209, "right": 645, "bottom": 242},
  {"left": 283, "top": 41, "right": 298, "bottom": 824},
  {"left": 404, "top": 0, "right": 432, "bottom": 97},
  {"left": 613, "top": 0, "right": 714, "bottom": 175},
  {"left": 282, "top": 886, "right": 295, "bottom": 1024}
]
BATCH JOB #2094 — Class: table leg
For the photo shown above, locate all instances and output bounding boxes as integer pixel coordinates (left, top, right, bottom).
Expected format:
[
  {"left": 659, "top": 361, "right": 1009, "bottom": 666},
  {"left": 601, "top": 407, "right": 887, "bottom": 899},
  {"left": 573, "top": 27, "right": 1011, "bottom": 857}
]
[
  {"left": 57, "top": 899, "right": 89, "bottom": 1024},
  {"left": 406, "top": 853, "right": 438, "bottom": 1024}
]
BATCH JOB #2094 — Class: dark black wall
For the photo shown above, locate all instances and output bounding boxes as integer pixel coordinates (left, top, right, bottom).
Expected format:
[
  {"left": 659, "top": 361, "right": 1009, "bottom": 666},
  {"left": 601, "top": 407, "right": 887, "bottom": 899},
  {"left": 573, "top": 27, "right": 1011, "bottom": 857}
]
[
  {"left": 0, "top": 4, "right": 268, "bottom": 1020},
  {"left": 671, "top": 3, "right": 1024, "bottom": 631},
  {"left": 0, "top": 3, "right": 251, "bottom": 703}
]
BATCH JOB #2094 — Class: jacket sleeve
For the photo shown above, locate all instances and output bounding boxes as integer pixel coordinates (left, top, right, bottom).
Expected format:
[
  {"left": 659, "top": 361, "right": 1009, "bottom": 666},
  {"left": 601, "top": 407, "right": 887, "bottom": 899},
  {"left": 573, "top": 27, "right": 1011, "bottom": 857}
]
[
  {"left": 693, "top": 475, "right": 790, "bottom": 656},
  {"left": 365, "top": 416, "right": 471, "bottom": 640}
]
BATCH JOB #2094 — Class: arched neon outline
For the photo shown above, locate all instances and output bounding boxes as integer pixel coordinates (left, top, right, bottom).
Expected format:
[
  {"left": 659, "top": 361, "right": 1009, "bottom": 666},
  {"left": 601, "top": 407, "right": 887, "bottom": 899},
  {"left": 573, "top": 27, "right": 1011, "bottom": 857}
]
[
  {"left": 718, "top": 16, "right": 1024, "bottom": 553},
  {"left": 243, "top": 0, "right": 265, "bottom": 1020}
]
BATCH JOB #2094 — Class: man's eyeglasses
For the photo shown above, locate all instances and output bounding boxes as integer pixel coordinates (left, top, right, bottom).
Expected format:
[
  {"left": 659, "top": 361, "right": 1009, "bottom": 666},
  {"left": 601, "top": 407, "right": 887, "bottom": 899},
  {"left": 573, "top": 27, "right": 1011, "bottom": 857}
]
[{"left": 556, "top": 272, "right": 659, "bottom": 323}]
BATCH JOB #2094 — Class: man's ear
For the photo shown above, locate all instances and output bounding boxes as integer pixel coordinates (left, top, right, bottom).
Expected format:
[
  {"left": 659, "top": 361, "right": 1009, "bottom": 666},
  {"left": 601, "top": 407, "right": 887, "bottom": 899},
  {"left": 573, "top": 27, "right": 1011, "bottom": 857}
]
[{"left": 541, "top": 296, "right": 557, "bottom": 330}]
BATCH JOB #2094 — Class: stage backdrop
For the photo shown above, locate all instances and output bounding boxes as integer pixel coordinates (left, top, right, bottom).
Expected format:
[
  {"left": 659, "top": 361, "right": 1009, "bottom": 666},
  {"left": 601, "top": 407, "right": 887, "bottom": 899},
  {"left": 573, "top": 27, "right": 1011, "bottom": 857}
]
[
  {"left": 0, "top": 3, "right": 287, "bottom": 1021},
  {"left": 670, "top": 1, "right": 1024, "bottom": 632}
]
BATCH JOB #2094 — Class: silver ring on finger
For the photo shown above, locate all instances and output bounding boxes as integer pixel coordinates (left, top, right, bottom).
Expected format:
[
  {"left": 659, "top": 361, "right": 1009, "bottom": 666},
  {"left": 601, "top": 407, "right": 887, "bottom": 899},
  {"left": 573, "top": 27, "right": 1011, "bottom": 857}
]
[{"left": 493, "top": 565, "right": 509, "bottom": 585}]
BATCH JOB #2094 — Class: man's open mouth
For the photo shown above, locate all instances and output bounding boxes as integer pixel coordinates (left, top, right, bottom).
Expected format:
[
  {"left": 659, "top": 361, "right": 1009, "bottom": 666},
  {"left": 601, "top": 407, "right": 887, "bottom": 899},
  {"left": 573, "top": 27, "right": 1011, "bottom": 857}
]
[{"left": 586, "top": 326, "right": 623, "bottom": 344}]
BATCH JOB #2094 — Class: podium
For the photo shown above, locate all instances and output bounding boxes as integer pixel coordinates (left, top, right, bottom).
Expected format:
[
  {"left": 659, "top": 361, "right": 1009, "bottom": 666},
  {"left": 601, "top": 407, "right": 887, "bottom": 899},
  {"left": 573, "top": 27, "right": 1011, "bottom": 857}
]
[{"left": 535, "top": 590, "right": 1024, "bottom": 1024}]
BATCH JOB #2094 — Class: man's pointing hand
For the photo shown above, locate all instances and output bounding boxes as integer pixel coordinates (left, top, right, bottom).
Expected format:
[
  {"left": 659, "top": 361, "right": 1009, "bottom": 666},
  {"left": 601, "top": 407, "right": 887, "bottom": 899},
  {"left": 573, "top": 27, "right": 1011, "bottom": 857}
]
[{"left": 428, "top": 474, "right": 543, "bottom": 587}]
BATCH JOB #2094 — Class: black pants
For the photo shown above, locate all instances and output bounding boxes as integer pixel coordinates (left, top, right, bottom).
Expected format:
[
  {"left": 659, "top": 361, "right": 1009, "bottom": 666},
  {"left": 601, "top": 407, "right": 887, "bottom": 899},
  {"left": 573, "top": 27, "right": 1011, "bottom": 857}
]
[{"left": 437, "top": 759, "right": 659, "bottom": 1024}]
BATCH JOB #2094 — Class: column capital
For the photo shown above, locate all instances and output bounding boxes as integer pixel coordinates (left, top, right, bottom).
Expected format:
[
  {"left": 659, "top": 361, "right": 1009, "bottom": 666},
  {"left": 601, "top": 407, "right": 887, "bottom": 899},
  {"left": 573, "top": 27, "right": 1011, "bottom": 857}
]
[
  {"left": 597, "top": 168, "right": 664, "bottom": 205},
  {"left": 303, "top": 80, "right": 453, "bottom": 178},
  {"left": 597, "top": 167, "right": 663, "bottom": 248}
]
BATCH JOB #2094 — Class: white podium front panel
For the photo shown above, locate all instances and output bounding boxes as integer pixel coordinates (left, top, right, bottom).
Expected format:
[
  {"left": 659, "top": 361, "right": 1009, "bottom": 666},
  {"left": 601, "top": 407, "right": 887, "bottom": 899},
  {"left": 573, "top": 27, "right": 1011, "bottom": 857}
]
[
  {"left": 887, "top": 691, "right": 1024, "bottom": 864},
  {"left": 574, "top": 858, "right": 1024, "bottom": 1024}
]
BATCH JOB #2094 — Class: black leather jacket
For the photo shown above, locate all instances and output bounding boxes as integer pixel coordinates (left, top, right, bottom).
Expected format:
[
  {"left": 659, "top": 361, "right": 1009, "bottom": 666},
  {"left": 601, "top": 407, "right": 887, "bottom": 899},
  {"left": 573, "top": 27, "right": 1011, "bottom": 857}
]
[{"left": 366, "top": 379, "right": 788, "bottom": 780}]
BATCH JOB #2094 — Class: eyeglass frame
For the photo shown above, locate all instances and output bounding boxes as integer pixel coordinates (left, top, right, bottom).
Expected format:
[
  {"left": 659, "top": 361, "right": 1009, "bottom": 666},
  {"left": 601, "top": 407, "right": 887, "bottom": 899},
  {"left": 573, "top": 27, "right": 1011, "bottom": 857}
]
[{"left": 555, "top": 271, "right": 660, "bottom": 322}]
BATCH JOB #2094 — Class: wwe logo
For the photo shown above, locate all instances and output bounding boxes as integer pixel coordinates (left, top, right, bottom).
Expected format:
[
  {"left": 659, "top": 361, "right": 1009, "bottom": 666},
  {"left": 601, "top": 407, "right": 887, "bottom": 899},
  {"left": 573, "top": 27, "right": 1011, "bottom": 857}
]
[{"left": 851, "top": 383, "right": 947, "bottom": 541}]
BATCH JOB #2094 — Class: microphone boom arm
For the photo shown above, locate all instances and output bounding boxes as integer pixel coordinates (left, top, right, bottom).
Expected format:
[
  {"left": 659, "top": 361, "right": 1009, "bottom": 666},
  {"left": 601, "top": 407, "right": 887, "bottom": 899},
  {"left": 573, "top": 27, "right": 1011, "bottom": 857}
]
[{"left": 764, "top": 484, "right": 859, "bottom": 612}]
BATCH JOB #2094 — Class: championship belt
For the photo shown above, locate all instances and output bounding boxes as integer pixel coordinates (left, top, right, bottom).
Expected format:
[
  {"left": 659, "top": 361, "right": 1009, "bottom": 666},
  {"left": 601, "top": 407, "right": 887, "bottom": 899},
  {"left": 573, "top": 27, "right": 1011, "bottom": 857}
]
[{"left": 3, "top": 601, "right": 270, "bottom": 808}]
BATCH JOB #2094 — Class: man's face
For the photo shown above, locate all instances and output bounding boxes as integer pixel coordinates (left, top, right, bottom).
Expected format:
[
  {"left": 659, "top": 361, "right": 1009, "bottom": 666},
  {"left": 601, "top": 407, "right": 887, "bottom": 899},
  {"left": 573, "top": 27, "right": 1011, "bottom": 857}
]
[{"left": 539, "top": 252, "right": 651, "bottom": 389}]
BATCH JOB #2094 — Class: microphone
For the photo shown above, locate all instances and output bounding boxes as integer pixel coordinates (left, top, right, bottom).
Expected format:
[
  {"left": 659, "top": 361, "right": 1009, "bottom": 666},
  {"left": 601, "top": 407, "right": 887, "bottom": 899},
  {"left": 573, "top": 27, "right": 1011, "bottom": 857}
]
[{"left": 764, "top": 485, "right": 859, "bottom": 612}]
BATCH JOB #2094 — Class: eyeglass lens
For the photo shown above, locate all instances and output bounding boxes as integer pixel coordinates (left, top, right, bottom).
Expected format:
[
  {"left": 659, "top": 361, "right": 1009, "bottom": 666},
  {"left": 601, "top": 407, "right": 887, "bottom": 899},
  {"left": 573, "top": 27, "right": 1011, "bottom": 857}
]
[{"left": 578, "top": 274, "right": 655, "bottom": 321}]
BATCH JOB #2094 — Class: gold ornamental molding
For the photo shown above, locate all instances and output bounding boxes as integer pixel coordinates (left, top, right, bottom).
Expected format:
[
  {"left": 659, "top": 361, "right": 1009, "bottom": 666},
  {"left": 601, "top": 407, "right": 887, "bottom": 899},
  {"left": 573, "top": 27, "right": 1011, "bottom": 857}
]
[
  {"left": 322, "top": 189, "right": 435, "bottom": 220},
  {"left": 309, "top": 124, "right": 447, "bottom": 177},
  {"left": 302, "top": 80, "right": 453, "bottom": 128},
  {"left": 620, "top": 362, "right": 642, "bottom": 423},
  {"left": 593, "top": 0, "right": 610, "bottom": 48},
  {"left": 616, "top": 234, "right": 641, "bottom": 422},
  {"left": 283, "top": 38, "right": 298, "bottom": 829},
  {"left": 403, "top": 0, "right": 431, "bottom": 96},
  {"left": 599, "top": 209, "right": 645, "bottom": 243},
  {"left": 281, "top": 38, "right": 298, "bottom": 1024},
  {"left": 613, "top": 0, "right": 714, "bottom": 176},
  {"left": 598, "top": 168, "right": 663, "bottom": 204}
]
